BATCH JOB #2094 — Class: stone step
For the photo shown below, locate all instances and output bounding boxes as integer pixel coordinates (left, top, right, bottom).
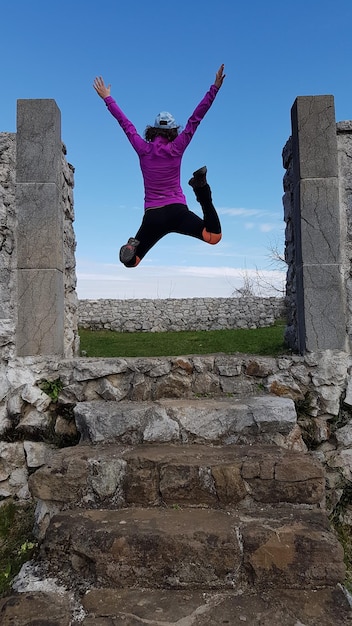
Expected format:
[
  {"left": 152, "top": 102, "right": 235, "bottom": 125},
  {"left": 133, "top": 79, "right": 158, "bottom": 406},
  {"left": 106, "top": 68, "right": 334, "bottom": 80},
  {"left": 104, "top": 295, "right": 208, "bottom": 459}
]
[
  {"left": 1, "top": 586, "right": 351, "bottom": 625},
  {"left": 73, "top": 395, "right": 302, "bottom": 447},
  {"left": 40, "top": 507, "right": 345, "bottom": 592},
  {"left": 29, "top": 443, "right": 325, "bottom": 523}
]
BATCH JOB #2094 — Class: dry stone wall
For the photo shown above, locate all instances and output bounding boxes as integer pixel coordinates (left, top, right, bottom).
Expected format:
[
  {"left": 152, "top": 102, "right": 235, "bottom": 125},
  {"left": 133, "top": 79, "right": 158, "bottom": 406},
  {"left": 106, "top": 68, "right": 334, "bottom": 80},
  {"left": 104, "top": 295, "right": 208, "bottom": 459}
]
[
  {"left": 0, "top": 349, "right": 351, "bottom": 515},
  {"left": 1, "top": 96, "right": 352, "bottom": 556},
  {"left": 337, "top": 121, "right": 352, "bottom": 345},
  {"left": 283, "top": 98, "right": 351, "bottom": 354},
  {"left": 62, "top": 145, "right": 80, "bottom": 357},
  {"left": 78, "top": 297, "right": 286, "bottom": 332},
  {"left": 0, "top": 123, "right": 79, "bottom": 362},
  {"left": 0, "top": 133, "right": 16, "bottom": 360}
]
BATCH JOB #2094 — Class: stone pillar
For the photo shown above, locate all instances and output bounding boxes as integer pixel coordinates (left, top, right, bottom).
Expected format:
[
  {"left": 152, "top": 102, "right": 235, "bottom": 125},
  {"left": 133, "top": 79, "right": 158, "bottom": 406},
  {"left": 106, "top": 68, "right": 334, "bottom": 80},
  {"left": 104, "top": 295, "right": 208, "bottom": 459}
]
[
  {"left": 16, "top": 100, "right": 64, "bottom": 356},
  {"left": 290, "top": 95, "right": 347, "bottom": 353}
]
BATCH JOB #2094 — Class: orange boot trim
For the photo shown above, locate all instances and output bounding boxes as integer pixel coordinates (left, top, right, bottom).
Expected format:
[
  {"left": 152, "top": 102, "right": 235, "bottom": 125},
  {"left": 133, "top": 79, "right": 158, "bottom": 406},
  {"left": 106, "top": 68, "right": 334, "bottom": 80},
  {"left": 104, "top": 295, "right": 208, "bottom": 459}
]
[
  {"left": 124, "top": 256, "right": 141, "bottom": 268},
  {"left": 202, "top": 229, "right": 222, "bottom": 245}
]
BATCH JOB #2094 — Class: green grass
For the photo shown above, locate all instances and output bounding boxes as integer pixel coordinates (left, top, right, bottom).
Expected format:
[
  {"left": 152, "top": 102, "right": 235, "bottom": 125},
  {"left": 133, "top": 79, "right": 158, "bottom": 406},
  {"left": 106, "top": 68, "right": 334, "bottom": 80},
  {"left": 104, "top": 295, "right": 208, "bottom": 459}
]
[
  {"left": 0, "top": 501, "right": 37, "bottom": 596},
  {"left": 79, "top": 320, "right": 287, "bottom": 358}
]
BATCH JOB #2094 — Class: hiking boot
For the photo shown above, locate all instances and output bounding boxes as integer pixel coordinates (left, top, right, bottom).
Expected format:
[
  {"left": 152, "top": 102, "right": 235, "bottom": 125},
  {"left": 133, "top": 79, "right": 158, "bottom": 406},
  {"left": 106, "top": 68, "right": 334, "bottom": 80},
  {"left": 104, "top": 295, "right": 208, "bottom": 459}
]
[
  {"left": 119, "top": 237, "right": 140, "bottom": 264},
  {"left": 188, "top": 166, "right": 208, "bottom": 189}
]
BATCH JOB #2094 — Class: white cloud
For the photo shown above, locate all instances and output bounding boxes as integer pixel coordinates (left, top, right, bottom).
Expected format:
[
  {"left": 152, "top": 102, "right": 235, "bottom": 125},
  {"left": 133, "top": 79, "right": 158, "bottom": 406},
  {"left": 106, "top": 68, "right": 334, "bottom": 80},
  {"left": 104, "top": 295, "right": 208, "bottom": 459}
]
[
  {"left": 260, "top": 223, "right": 277, "bottom": 233},
  {"left": 219, "top": 207, "right": 263, "bottom": 217},
  {"left": 76, "top": 260, "right": 286, "bottom": 300}
]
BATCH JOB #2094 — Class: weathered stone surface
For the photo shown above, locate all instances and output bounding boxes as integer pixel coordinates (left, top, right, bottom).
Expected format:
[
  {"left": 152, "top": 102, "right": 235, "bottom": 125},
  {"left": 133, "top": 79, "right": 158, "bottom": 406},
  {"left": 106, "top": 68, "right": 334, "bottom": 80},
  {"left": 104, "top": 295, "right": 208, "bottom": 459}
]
[
  {"left": 78, "top": 296, "right": 285, "bottom": 333},
  {"left": 82, "top": 587, "right": 352, "bottom": 625},
  {"left": 244, "top": 358, "right": 276, "bottom": 377},
  {"left": 40, "top": 507, "right": 344, "bottom": 592},
  {"left": 23, "top": 441, "right": 55, "bottom": 468},
  {"left": 29, "top": 443, "right": 324, "bottom": 515},
  {"left": 1, "top": 586, "right": 351, "bottom": 626},
  {"left": 246, "top": 396, "right": 297, "bottom": 433},
  {"left": 242, "top": 509, "right": 345, "bottom": 589},
  {"left": 344, "top": 376, "right": 352, "bottom": 407},
  {"left": 6, "top": 390, "right": 24, "bottom": 416},
  {"left": 143, "top": 410, "right": 180, "bottom": 442},
  {"left": 2, "top": 352, "right": 349, "bottom": 520},
  {"left": 54, "top": 415, "right": 78, "bottom": 438},
  {"left": 0, "top": 404, "right": 11, "bottom": 435},
  {"left": 29, "top": 453, "right": 91, "bottom": 503},
  {"left": 72, "top": 358, "right": 129, "bottom": 381},
  {"left": 0, "top": 367, "right": 10, "bottom": 401},
  {"left": 15, "top": 102, "right": 75, "bottom": 357},
  {"left": 74, "top": 396, "right": 299, "bottom": 446},
  {"left": 335, "top": 423, "right": 352, "bottom": 447},
  {"left": 286, "top": 96, "right": 347, "bottom": 354},
  {"left": 327, "top": 448, "right": 352, "bottom": 481},
  {"left": 41, "top": 508, "right": 243, "bottom": 590},
  {"left": 74, "top": 400, "right": 168, "bottom": 443},
  {"left": 272, "top": 423, "right": 308, "bottom": 452},
  {"left": 17, "top": 269, "right": 65, "bottom": 357},
  {"left": 266, "top": 372, "right": 304, "bottom": 400},
  {"left": 153, "top": 371, "right": 193, "bottom": 398},
  {"left": 0, "top": 591, "right": 72, "bottom": 626},
  {"left": 0, "top": 442, "right": 26, "bottom": 498},
  {"left": 89, "top": 458, "right": 127, "bottom": 500},
  {"left": 20, "top": 384, "right": 52, "bottom": 411},
  {"left": 16, "top": 408, "right": 51, "bottom": 436}
]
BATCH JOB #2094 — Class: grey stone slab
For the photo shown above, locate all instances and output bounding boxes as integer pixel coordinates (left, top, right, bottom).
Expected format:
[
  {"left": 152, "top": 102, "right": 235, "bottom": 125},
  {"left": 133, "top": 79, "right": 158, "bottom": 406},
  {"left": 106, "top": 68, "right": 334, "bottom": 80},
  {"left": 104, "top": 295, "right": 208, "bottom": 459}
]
[
  {"left": 2, "top": 587, "right": 350, "bottom": 626},
  {"left": 16, "top": 99, "right": 61, "bottom": 184},
  {"left": 43, "top": 507, "right": 244, "bottom": 590},
  {"left": 337, "top": 120, "right": 352, "bottom": 133},
  {"left": 17, "top": 269, "right": 64, "bottom": 356},
  {"left": 41, "top": 507, "right": 345, "bottom": 591},
  {"left": 297, "top": 264, "right": 347, "bottom": 352},
  {"left": 297, "top": 177, "right": 341, "bottom": 264},
  {"left": 16, "top": 182, "right": 63, "bottom": 270},
  {"left": 73, "top": 396, "right": 298, "bottom": 445},
  {"left": 81, "top": 587, "right": 352, "bottom": 626},
  {"left": 28, "top": 442, "right": 325, "bottom": 513},
  {"left": 291, "top": 95, "right": 338, "bottom": 180}
]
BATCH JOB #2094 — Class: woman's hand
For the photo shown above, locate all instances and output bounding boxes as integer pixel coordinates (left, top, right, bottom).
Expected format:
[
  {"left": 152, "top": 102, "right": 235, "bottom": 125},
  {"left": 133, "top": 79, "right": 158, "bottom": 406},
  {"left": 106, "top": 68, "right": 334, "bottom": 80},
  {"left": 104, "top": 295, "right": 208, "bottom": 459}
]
[
  {"left": 214, "top": 64, "right": 226, "bottom": 89},
  {"left": 93, "top": 76, "right": 111, "bottom": 99}
]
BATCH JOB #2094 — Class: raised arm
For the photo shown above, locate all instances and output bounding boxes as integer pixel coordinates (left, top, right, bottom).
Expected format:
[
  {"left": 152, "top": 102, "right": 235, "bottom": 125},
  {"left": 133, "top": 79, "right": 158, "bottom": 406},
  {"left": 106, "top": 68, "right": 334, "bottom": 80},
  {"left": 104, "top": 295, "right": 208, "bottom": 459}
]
[
  {"left": 93, "top": 76, "right": 111, "bottom": 99},
  {"left": 214, "top": 64, "right": 226, "bottom": 89},
  {"left": 172, "top": 64, "right": 226, "bottom": 154},
  {"left": 93, "top": 75, "right": 147, "bottom": 154}
]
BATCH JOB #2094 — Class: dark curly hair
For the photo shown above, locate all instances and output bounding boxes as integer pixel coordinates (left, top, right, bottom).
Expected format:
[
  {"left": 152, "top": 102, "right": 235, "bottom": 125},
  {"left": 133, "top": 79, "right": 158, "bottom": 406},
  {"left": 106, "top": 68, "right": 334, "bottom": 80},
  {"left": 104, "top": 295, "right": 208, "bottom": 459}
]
[{"left": 144, "top": 126, "right": 180, "bottom": 142}]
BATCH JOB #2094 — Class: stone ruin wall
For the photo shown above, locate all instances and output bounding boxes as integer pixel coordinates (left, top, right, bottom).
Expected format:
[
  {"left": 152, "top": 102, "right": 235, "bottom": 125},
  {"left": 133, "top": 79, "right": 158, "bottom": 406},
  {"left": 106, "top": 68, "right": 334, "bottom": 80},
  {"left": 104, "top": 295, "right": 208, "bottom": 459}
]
[
  {"left": 282, "top": 100, "right": 352, "bottom": 354},
  {"left": 78, "top": 296, "right": 286, "bottom": 333},
  {"left": 0, "top": 133, "right": 16, "bottom": 361},
  {"left": 1, "top": 97, "right": 352, "bottom": 522},
  {"left": 338, "top": 122, "right": 352, "bottom": 343},
  {"left": 0, "top": 131, "right": 79, "bottom": 363},
  {"left": 0, "top": 350, "right": 351, "bottom": 507},
  {"left": 61, "top": 145, "right": 80, "bottom": 358}
]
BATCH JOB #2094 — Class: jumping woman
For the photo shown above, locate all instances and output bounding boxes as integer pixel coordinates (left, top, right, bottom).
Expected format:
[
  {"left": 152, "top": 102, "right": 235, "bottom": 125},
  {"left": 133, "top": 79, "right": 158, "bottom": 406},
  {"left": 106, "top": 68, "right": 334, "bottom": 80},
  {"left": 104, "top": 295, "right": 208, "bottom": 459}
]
[{"left": 93, "top": 64, "right": 225, "bottom": 267}]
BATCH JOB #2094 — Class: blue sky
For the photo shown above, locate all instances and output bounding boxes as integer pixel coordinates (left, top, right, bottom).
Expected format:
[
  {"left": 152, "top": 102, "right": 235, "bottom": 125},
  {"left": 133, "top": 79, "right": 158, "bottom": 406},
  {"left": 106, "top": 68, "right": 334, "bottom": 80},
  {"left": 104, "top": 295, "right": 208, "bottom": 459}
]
[{"left": 2, "top": 0, "right": 352, "bottom": 298}]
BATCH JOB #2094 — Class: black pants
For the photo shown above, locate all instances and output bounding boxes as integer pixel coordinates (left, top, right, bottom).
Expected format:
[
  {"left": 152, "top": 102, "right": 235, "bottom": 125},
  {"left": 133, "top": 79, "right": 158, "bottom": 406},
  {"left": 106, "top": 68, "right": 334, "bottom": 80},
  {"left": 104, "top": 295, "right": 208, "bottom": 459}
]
[{"left": 124, "top": 184, "right": 221, "bottom": 266}]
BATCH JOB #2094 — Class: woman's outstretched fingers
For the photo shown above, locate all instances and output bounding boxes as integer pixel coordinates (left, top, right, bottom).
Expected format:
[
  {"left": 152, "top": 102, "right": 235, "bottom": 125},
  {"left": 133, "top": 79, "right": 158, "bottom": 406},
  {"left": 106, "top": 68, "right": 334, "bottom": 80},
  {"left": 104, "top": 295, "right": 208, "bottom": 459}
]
[{"left": 215, "top": 64, "right": 226, "bottom": 88}]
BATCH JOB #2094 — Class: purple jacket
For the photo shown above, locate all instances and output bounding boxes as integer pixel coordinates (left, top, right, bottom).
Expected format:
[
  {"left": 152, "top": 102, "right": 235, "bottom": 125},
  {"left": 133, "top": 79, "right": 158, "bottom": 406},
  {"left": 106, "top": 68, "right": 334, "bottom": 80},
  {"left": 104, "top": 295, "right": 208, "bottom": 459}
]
[{"left": 104, "top": 84, "right": 219, "bottom": 209}]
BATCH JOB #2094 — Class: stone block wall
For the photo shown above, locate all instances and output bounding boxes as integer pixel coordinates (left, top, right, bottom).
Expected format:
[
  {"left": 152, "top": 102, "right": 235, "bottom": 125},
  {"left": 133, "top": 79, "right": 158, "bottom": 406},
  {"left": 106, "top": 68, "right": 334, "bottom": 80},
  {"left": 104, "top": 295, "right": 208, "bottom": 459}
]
[
  {"left": 0, "top": 101, "right": 79, "bottom": 362},
  {"left": 0, "top": 349, "right": 350, "bottom": 510},
  {"left": 283, "top": 97, "right": 350, "bottom": 354},
  {"left": 337, "top": 121, "right": 352, "bottom": 345},
  {"left": 62, "top": 145, "right": 80, "bottom": 357},
  {"left": 78, "top": 296, "right": 286, "bottom": 333},
  {"left": 0, "top": 133, "right": 16, "bottom": 360}
]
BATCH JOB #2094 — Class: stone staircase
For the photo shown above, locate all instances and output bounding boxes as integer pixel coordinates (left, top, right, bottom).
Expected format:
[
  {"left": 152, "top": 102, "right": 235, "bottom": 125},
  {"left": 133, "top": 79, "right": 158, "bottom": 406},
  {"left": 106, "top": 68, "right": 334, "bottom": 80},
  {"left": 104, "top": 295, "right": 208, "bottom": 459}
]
[{"left": 1, "top": 394, "right": 352, "bottom": 625}]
